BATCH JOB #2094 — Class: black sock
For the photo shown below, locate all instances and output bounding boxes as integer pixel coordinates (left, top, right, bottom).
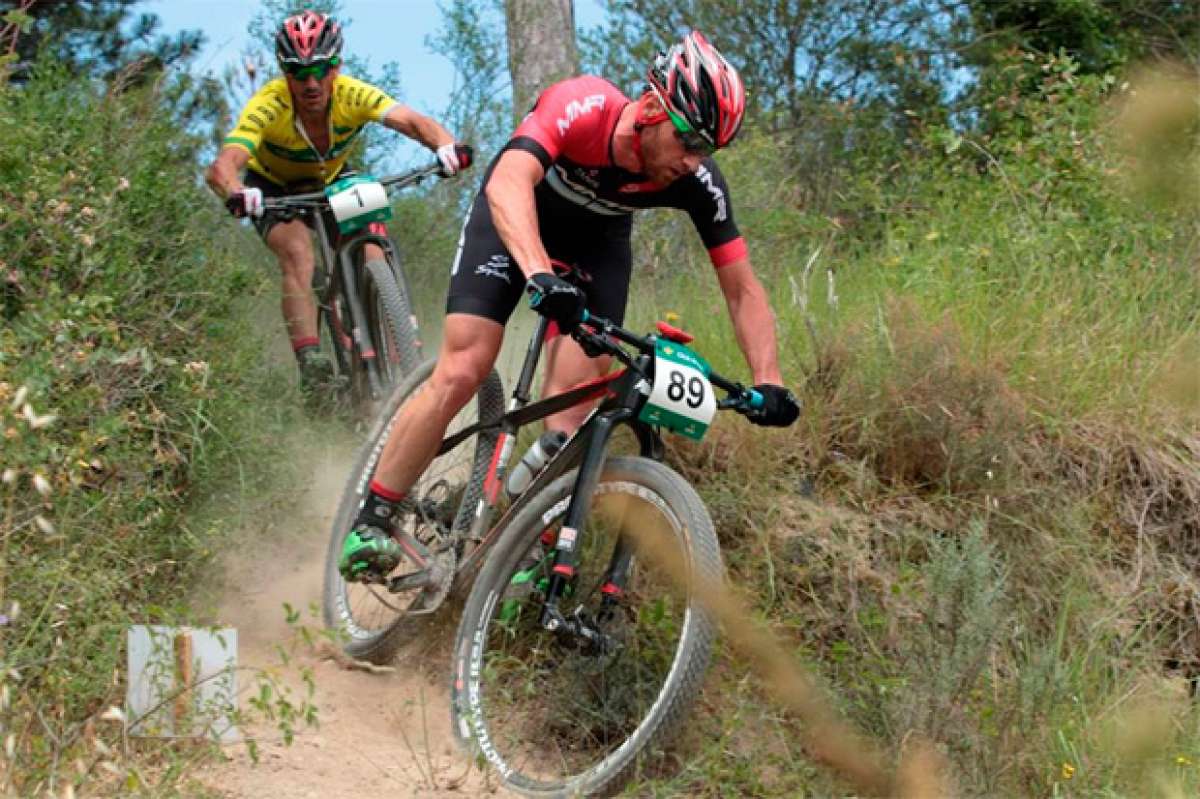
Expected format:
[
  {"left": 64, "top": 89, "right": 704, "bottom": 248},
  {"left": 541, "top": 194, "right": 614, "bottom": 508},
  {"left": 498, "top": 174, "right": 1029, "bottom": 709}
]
[
  {"left": 354, "top": 480, "right": 406, "bottom": 530},
  {"left": 294, "top": 343, "right": 319, "bottom": 365}
]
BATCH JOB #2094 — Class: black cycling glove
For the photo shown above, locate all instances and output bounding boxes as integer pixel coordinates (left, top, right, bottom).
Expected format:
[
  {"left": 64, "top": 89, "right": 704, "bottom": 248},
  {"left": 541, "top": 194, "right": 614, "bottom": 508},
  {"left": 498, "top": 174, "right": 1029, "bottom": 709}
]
[
  {"left": 526, "top": 272, "right": 586, "bottom": 333},
  {"left": 747, "top": 383, "right": 801, "bottom": 428}
]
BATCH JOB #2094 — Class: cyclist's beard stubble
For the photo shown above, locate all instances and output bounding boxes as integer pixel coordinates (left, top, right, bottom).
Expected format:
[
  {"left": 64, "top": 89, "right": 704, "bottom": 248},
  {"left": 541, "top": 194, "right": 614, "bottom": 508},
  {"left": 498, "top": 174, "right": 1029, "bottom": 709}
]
[
  {"left": 640, "top": 123, "right": 701, "bottom": 186},
  {"left": 290, "top": 73, "right": 334, "bottom": 117}
]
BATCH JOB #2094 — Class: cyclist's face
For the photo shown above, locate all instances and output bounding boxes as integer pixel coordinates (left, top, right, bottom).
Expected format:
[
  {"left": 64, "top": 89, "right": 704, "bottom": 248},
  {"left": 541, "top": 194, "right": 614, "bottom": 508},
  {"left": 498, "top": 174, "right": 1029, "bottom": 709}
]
[
  {"left": 286, "top": 65, "right": 338, "bottom": 115},
  {"left": 641, "top": 120, "right": 705, "bottom": 185}
]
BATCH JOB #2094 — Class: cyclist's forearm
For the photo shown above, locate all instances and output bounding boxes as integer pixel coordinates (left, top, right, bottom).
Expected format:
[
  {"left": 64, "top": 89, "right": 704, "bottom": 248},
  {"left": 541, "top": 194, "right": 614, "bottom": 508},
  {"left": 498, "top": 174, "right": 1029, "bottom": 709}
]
[
  {"left": 485, "top": 156, "right": 552, "bottom": 279},
  {"left": 719, "top": 259, "right": 784, "bottom": 385},
  {"left": 205, "top": 165, "right": 240, "bottom": 199},
  {"left": 384, "top": 106, "right": 454, "bottom": 150},
  {"left": 205, "top": 148, "right": 249, "bottom": 199}
]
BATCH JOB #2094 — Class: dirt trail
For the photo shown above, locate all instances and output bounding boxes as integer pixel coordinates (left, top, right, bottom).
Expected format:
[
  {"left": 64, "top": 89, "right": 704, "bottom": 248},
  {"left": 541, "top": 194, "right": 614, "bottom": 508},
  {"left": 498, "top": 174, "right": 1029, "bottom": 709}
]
[{"left": 198, "top": 446, "right": 503, "bottom": 799}]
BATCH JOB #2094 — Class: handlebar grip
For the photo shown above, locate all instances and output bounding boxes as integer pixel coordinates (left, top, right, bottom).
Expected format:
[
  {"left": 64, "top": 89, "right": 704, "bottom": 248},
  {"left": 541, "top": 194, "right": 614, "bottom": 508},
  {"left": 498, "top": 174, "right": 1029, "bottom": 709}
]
[
  {"left": 746, "top": 388, "right": 764, "bottom": 410},
  {"left": 455, "top": 144, "right": 474, "bottom": 170}
]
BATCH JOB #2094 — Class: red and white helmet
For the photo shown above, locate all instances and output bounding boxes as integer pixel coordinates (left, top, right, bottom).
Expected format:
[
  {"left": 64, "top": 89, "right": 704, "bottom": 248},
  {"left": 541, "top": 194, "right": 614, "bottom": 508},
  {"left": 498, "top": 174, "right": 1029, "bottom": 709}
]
[
  {"left": 275, "top": 11, "right": 343, "bottom": 67},
  {"left": 647, "top": 31, "right": 746, "bottom": 150}
]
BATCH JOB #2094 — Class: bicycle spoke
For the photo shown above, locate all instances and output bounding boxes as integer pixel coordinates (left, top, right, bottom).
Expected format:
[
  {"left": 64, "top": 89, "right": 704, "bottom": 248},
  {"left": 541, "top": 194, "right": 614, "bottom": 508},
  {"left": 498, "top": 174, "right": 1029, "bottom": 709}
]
[
  {"left": 470, "top": 486, "right": 691, "bottom": 784},
  {"left": 325, "top": 361, "right": 504, "bottom": 663}
]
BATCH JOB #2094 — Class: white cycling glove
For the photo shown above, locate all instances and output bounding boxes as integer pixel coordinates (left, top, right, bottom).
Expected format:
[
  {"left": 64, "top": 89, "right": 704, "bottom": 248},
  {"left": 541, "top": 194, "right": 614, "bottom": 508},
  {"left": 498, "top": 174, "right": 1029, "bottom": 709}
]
[
  {"left": 226, "top": 187, "right": 264, "bottom": 219},
  {"left": 436, "top": 142, "right": 461, "bottom": 176}
]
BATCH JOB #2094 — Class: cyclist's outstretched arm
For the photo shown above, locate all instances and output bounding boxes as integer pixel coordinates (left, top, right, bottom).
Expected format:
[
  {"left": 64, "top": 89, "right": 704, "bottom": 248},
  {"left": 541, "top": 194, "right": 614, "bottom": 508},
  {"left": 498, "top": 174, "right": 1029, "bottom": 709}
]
[
  {"left": 382, "top": 105, "right": 455, "bottom": 154},
  {"left": 484, "top": 149, "right": 553, "bottom": 279},
  {"left": 205, "top": 145, "right": 252, "bottom": 201},
  {"left": 714, "top": 257, "right": 784, "bottom": 386}
]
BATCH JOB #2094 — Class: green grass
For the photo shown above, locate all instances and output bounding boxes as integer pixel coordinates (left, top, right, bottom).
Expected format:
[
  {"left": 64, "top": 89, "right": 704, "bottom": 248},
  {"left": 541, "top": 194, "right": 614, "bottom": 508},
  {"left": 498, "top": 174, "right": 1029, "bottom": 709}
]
[
  {"left": 0, "top": 63, "right": 317, "bottom": 795},
  {"left": 612, "top": 58, "right": 1199, "bottom": 797}
]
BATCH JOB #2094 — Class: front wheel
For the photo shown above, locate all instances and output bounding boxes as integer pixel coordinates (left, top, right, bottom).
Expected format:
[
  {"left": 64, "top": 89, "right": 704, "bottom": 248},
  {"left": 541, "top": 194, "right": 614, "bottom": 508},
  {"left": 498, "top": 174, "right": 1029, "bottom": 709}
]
[
  {"left": 450, "top": 456, "right": 723, "bottom": 797},
  {"left": 363, "top": 257, "right": 422, "bottom": 387}
]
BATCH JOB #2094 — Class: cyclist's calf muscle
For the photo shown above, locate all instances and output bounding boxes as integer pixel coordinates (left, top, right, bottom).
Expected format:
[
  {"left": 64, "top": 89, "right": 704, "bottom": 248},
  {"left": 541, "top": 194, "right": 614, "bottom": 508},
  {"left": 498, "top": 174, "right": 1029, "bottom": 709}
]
[
  {"left": 265, "top": 221, "right": 320, "bottom": 342},
  {"left": 542, "top": 335, "right": 611, "bottom": 434}
]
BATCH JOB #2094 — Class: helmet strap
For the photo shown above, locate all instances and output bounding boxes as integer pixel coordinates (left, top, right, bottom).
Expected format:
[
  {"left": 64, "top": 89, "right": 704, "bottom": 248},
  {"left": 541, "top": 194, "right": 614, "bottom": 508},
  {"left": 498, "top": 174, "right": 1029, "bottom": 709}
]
[{"left": 630, "top": 93, "right": 669, "bottom": 174}]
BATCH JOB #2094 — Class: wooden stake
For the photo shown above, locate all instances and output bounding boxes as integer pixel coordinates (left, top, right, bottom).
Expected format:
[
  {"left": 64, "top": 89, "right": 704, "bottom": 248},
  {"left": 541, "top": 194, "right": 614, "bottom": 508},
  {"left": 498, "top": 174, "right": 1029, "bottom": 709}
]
[{"left": 173, "top": 631, "right": 193, "bottom": 733}]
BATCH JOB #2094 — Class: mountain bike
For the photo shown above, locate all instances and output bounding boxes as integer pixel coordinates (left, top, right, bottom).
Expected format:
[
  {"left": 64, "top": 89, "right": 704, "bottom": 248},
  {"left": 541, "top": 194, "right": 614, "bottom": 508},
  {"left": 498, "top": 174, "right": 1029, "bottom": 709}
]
[
  {"left": 322, "top": 287, "right": 769, "bottom": 796},
  {"left": 261, "top": 147, "right": 471, "bottom": 413}
]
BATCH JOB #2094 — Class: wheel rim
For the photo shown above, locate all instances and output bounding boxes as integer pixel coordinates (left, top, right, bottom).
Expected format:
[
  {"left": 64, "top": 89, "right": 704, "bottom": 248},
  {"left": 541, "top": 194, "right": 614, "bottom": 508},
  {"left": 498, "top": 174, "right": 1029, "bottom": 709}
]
[{"left": 462, "top": 481, "right": 696, "bottom": 788}]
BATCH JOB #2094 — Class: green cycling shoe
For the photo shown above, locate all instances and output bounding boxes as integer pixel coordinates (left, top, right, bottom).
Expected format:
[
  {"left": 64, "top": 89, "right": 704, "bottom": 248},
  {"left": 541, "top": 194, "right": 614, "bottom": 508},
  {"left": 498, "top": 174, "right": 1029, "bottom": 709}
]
[{"left": 338, "top": 524, "right": 403, "bottom": 582}]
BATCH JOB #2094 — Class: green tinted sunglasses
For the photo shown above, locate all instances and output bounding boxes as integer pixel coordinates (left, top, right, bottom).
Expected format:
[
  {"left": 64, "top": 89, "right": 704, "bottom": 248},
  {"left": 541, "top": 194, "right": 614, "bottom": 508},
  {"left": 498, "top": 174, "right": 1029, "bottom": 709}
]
[
  {"left": 667, "top": 109, "right": 715, "bottom": 156},
  {"left": 285, "top": 56, "right": 340, "bottom": 81}
]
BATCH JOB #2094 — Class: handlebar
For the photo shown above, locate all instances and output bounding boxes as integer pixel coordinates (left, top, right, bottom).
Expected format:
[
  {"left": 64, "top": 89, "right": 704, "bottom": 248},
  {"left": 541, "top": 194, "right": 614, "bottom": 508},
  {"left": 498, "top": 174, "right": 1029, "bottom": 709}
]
[
  {"left": 261, "top": 144, "right": 474, "bottom": 210},
  {"left": 569, "top": 310, "right": 765, "bottom": 416}
]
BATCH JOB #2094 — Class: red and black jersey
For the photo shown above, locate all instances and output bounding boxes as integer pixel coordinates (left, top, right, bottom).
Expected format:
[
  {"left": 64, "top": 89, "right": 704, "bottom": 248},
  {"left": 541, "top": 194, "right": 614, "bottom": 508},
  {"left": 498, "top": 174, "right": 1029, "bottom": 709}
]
[{"left": 493, "top": 75, "right": 748, "bottom": 269}]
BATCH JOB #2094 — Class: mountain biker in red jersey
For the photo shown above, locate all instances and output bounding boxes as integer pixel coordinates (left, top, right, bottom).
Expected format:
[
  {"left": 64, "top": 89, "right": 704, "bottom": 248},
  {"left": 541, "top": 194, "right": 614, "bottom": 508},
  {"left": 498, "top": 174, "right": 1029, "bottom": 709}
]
[
  {"left": 205, "top": 12, "right": 467, "bottom": 394},
  {"left": 339, "top": 31, "right": 800, "bottom": 580}
]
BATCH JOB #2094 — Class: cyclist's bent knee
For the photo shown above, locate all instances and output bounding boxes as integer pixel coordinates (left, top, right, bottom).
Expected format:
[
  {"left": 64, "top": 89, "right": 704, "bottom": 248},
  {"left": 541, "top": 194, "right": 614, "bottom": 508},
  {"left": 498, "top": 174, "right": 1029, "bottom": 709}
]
[
  {"left": 266, "top": 224, "right": 313, "bottom": 270},
  {"left": 428, "top": 355, "right": 489, "bottom": 412},
  {"left": 427, "top": 317, "right": 501, "bottom": 411}
]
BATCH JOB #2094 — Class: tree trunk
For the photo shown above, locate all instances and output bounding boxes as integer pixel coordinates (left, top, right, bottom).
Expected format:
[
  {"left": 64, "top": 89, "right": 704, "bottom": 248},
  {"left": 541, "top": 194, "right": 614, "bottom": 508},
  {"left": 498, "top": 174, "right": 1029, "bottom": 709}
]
[{"left": 504, "top": 0, "right": 579, "bottom": 122}]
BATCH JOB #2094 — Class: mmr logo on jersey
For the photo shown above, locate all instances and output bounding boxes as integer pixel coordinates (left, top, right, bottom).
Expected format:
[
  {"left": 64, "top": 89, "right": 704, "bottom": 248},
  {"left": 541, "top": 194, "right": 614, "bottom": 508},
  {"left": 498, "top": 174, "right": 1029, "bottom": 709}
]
[
  {"left": 695, "top": 165, "right": 728, "bottom": 222},
  {"left": 556, "top": 94, "right": 606, "bottom": 135}
]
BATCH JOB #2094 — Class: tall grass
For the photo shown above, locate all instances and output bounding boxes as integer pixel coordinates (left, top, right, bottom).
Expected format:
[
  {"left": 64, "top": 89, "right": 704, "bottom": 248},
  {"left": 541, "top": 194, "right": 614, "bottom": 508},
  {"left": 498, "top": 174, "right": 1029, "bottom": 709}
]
[{"left": 616, "top": 56, "right": 1199, "bottom": 796}]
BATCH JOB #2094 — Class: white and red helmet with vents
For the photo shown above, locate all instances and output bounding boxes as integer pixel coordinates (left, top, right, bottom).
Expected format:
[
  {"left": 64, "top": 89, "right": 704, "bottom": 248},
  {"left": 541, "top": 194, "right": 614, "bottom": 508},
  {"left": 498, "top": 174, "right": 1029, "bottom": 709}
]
[
  {"left": 647, "top": 31, "right": 746, "bottom": 150},
  {"left": 275, "top": 11, "right": 343, "bottom": 67}
]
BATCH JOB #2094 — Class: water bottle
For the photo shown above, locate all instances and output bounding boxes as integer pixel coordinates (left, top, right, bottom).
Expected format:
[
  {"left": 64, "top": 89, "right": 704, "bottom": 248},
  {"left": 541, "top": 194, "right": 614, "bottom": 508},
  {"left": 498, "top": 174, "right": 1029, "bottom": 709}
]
[{"left": 505, "top": 430, "right": 567, "bottom": 500}]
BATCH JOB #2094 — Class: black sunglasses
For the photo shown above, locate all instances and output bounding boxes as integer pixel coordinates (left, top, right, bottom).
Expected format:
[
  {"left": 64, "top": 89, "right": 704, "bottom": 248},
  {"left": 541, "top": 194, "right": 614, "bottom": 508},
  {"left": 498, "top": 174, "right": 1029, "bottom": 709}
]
[
  {"left": 667, "top": 110, "right": 715, "bottom": 156},
  {"left": 284, "top": 56, "right": 340, "bottom": 80}
]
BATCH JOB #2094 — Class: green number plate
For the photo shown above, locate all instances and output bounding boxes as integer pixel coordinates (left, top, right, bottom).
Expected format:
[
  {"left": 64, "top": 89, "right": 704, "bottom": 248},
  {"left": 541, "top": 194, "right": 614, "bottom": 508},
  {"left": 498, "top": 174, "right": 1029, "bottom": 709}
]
[
  {"left": 638, "top": 339, "right": 717, "bottom": 441},
  {"left": 324, "top": 174, "right": 393, "bottom": 234}
]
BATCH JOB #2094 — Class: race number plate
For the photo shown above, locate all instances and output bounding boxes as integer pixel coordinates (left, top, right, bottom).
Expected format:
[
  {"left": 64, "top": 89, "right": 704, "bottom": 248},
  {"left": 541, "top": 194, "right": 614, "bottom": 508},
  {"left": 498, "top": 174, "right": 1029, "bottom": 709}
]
[
  {"left": 325, "top": 174, "right": 393, "bottom": 234},
  {"left": 638, "top": 339, "right": 717, "bottom": 441}
]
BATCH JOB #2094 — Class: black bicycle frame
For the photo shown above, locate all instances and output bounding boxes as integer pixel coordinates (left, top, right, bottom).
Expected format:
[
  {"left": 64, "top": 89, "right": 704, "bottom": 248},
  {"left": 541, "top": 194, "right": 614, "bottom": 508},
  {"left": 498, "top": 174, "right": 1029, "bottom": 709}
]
[
  {"left": 266, "top": 163, "right": 442, "bottom": 401},
  {"left": 437, "top": 314, "right": 664, "bottom": 638}
]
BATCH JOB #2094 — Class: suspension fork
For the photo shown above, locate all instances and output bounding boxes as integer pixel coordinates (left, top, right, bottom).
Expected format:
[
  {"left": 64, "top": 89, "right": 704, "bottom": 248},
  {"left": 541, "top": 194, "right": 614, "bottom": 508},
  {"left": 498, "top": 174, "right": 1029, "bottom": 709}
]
[
  {"left": 594, "top": 420, "right": 663, "bottom": 608},
  {"left": 539, "top": 408, "right": 631, "bottom": 631},
  {"left": 335, "top": 239, "right": 385, "bottom": 398},
  {"left": 338, "top": 232, "right": 415, "bottom": 385},
  {"left": 312, "top": 214, "right": 338, "bottom": 297}
]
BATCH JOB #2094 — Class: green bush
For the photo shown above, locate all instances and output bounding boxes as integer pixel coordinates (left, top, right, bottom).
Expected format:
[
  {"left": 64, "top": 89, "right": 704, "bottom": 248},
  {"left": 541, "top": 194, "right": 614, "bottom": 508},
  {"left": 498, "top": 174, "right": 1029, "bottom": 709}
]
[{"left": 0, "top": 63, "right": 294, "bottom": 794}]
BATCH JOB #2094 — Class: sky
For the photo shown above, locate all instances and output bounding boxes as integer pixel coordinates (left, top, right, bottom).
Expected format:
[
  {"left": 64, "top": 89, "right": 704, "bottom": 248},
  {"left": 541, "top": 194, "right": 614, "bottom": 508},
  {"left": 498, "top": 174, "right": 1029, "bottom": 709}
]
[
  {"left": 150, "top": 0, "right": 606, "bottom": 115},
  {"left": 149, "top": 1, "right": 607, "bottom": 166}
]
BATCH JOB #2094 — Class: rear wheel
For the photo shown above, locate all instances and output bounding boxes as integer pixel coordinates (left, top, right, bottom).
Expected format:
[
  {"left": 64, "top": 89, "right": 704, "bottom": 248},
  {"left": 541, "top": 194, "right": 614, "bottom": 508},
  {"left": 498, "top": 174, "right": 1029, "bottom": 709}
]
[
  {"left": 450, "top": 457, "right": 723, "bottom": 797},
  {"left": 322, "top": 358, "right": 505, "bottom": 664}
]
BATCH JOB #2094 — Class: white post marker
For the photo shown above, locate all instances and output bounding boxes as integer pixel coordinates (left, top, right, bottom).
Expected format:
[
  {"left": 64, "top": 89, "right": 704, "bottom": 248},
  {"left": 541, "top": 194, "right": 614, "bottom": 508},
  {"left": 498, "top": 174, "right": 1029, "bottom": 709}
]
[{"left": 126, "top": 625, "right": 239, "bottom": 742}]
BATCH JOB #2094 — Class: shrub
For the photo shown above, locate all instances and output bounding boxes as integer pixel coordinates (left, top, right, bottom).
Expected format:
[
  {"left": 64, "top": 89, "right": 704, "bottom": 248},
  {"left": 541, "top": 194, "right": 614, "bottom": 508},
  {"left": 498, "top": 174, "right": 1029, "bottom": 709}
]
[{"left": 0, "top": 62, "right": 293, "bottom": 793}]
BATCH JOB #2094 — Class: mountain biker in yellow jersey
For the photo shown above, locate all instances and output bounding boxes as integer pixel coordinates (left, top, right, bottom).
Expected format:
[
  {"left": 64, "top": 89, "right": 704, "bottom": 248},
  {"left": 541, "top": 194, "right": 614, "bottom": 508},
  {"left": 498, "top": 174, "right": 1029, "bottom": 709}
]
[
  {"left": 205, "top": 11, "right": 468, "bottom": 393},
  {"left": 338, "top": 31, "right": 801, "bottom": 581}
]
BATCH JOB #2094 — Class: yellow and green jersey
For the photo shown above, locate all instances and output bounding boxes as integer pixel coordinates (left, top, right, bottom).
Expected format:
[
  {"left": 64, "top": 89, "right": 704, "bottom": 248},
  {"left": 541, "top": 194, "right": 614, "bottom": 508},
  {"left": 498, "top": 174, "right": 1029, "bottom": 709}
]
[{"left": 222, "top": 74, "right": 398, "bottom": 186}]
